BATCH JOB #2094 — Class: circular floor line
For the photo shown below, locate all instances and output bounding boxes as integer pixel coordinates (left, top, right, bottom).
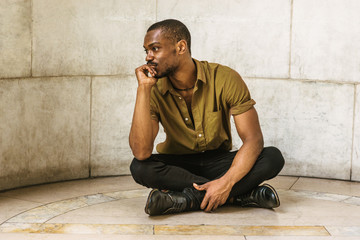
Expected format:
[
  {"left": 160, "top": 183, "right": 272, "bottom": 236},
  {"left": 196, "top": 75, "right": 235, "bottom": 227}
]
[{"left": 2, "top": 188, "right": 359, "bottom": 227}]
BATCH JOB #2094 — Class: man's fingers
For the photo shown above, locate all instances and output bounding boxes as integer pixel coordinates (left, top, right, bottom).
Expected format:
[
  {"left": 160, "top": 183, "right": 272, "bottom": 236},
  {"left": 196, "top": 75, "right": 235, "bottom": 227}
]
[
  {"left": 193, "top": 183, "right": 206, "bottom": 191},
  {"left": 200, "top": 194, "right": 210, "bottom": 210},
  {"left": 204, "top": 197, "right": 222, "bottom": 212},
  {"left": 143, "top": 67, "right": 155, "bottom": 77},
  {"left": 193, "top": 183, "right": 201, "bottom": 190},
  {"left": 146, "top": 66, "right": 156, "bottom": 76},
  {"left": 136, "top": 65, "right": 156, "bottom": 78},
  {"left": 220, "top": 198, "right": 227, "bottom": 206},
  {"left": 145, "top": 64, "right": 157, "bottom": 75},
  {"left": 212, "top": 202, "right": 219, "bottom": 211},
  {"left": 194, "top": 181, "right": 227, "bottom": 212},
  {"left": 194, "top": 183, "right": 209, "bottom": 209},
  {"left": 205, "top": 199, "right": 216, "bottom": 212}
]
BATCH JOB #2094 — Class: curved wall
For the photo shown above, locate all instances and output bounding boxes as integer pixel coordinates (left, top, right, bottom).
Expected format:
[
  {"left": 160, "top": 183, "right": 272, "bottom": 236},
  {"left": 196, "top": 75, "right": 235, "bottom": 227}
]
[{"left": 1, "top": 0, "right": 359, "bottom": 191}]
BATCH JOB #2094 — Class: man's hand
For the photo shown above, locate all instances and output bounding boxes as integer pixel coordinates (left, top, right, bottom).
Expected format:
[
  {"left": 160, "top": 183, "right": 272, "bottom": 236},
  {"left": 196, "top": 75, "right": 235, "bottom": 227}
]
[
  {"left": 135, "top": 64, "right": 158, "bottom": 87},
  {"left": 193, "top": 178, "right": 233, "bottom": 212}
]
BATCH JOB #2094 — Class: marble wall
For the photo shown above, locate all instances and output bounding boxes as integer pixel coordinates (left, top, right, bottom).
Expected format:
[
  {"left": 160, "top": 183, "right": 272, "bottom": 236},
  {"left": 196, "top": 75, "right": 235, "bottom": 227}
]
[{"left": 0, "top": 0, "right": 359, "bottom": 190}]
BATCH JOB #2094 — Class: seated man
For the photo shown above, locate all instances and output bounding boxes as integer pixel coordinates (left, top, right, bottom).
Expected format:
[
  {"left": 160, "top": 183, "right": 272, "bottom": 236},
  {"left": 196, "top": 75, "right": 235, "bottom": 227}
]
[{"left": 129, "top": 19, "right": 284, "bottom": 216}]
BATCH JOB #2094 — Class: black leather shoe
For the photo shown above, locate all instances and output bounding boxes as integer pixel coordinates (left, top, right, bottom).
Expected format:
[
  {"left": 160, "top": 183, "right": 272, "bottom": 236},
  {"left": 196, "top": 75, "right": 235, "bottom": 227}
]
[
  {"left": 233, "top": 184, "right": 280, "bottom": 209},
  {"left": 145, "top": 188, "right": 204, "bottom": 216}
]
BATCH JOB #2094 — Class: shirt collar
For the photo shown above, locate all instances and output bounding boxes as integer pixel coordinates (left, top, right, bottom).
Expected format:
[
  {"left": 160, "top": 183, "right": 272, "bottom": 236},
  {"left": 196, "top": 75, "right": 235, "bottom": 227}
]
[{"left": 158, "top": 58, "right": 207, "bottom": 95}]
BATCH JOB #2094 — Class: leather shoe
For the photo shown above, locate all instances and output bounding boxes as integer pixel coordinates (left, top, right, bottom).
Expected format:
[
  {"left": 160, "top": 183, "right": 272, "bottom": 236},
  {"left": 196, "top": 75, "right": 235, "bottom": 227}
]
[
  {"left": 233, "top": 184, "right": 280, "bottom": 209},
  {"left": 145, "top": 187, "right": 204, "bottom": 216}
]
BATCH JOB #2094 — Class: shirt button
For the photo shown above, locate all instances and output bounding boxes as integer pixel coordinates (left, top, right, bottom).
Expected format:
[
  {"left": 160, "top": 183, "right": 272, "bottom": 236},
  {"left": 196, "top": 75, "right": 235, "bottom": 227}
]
[
  {"left": 178, "top": 96, "right": 182, "bottom": 100},
  {"left": 185, "top": 117, "right": 189, "bottom": 121},
  {"left": 198, "top": 133, "right": 202, "bottom": 137}
]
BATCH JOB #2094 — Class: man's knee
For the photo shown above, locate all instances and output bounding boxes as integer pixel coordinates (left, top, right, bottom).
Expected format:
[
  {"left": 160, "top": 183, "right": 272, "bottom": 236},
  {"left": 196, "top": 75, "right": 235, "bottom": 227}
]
[
  {"left": 266, "top": 146, "right": 285, "bottom": 168},
  {"left": 261, "top": 146, "right": 285, "bottom": 177},
  {"left": 129, "top": 157, "right": 165, "bottom": 188},
  {"left": 130, "top": 158, "right": 140, "bottom": 178},
  {"left": 130, "top": 158, "right": 154, "bottom": 185}
]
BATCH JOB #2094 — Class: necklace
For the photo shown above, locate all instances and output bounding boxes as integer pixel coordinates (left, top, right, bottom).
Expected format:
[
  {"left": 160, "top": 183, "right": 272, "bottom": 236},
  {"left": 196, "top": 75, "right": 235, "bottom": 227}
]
[{"left": 173, "top": 85, "right": 195, "bottom": 91}]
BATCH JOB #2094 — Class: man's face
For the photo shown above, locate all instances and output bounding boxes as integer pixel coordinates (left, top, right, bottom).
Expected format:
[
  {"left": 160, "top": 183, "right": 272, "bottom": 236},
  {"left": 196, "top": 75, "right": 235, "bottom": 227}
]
[{"left": 143, "top": 29, "right": 178, "bottom": 78}]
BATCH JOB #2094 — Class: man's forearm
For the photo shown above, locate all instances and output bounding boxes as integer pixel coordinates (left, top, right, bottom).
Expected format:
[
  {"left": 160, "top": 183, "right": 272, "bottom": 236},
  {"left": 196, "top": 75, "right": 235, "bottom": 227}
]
[
  {"left": 221, "top": 138, "right": 264, "bottom": 187},
  {"left": 194, "top": 138, "right": 263, "bottom": 212},
  {"left": 129, "top": 85, "right": 155, "bottom": 160}
]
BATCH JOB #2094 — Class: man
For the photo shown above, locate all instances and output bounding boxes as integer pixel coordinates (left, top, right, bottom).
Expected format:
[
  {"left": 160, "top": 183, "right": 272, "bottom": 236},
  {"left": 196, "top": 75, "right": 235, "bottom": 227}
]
[{"left": 129, "top": 19, "right": 284, "bottom": 216}]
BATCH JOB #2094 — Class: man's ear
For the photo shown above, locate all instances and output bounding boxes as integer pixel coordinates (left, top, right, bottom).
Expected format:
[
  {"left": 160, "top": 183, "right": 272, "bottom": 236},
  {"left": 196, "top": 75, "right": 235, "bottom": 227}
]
[{"left": 177, "top": 40, "right": 187, "bottom": 55}]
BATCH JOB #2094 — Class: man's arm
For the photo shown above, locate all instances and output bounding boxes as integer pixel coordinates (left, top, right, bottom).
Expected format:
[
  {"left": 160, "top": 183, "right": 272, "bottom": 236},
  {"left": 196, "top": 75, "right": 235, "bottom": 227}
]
[
  {"left": 129, "top": 65, "right": 160, "bottom": 160},
  {"left": 194, "top": 107, "right": 263, "bottom": 211}
]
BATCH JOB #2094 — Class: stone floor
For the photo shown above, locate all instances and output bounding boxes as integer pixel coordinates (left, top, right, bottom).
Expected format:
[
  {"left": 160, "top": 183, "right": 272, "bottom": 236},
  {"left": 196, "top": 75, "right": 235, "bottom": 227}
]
[{"left": 1, "top": 175, "right": 360, "bottom": 240}]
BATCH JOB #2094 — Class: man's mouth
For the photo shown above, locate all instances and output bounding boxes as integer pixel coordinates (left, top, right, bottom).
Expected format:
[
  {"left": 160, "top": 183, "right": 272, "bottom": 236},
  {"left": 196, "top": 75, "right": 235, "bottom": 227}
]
[{"left": 147, "top": 62, "right": 157, "bottom": 68}]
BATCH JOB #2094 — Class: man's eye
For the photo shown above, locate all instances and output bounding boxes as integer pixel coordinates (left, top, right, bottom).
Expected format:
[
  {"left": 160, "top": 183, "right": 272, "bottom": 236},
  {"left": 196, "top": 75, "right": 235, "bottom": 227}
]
[
  {"left": 153, "top": 47, "right": 159, "bottom": 51},
  {"left": 144, "top": 49, "right": 148, "bottom": 54}
]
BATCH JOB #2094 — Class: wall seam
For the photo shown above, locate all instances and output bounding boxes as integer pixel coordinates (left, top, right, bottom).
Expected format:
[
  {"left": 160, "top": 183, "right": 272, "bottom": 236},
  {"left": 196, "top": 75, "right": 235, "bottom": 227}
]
[
  {"left": 244, "top": 77, "right": 359, "bottom": 85},
  {"left": 30, "top": 0, "right": 33, "bottom": 77},
  {"left": 350, "top": 84, "right": 357, "bottom": 180},
  {"left": 1, "top": 75, "right": 358, "bottom": 85},
  {"left": 288, "top": 0, "right": 294, "bottom": 78},
  {"left": 89, "top": 76, "right": 93, "bottom": 178},
  {"left": 0, "top": 74, "right": 133, "bottom": 80}
]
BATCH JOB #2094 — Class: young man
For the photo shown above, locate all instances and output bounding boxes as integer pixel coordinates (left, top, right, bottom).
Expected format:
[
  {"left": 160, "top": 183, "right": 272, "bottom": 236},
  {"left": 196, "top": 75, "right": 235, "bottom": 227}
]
[{"left": 129, "top": 19, "right": 284, "bottom": 216}]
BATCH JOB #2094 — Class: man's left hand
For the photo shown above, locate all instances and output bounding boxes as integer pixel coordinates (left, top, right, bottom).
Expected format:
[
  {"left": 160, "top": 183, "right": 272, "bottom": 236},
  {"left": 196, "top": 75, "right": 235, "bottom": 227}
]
[{"left": 193, "top": 178, "right": 232, "bottom": 212}]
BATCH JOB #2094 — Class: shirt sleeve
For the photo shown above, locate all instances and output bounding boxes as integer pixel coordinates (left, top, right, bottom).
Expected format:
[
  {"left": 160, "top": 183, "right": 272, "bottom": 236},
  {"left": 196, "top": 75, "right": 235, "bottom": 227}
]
[{"left": 224, "top": 69, "right": 256, "bottom": 116}]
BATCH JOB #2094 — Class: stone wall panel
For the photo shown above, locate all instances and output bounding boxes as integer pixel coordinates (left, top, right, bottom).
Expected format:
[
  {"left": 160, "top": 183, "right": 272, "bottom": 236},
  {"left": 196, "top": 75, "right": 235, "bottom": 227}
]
[
  {"left": 157, "top": 0, "right": 291, "bottom": 79},
  {"left": 32, "top": 0, "right": 156, "bottom": 76},
  {"left": 0, "top": 77, "right": 90, "bottom": 191},
  {"left": 91, "top": 76, "right": 137, "bottom": 176},
  {"left": 243, "top": 78, "right": 354, "bottom": 180},
  {"left": 291, "top": 0, "right": 360, "bottom": 82},
  {"left": 352, "top": 84, "right": 360, "bottom": 181},
  {"left": 0, "top": 0, "right": 31, "bottom": 78}
]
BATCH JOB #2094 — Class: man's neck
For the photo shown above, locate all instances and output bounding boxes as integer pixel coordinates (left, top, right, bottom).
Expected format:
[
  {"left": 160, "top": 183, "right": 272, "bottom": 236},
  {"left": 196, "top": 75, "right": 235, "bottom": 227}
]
[{"left": 169, "top": 58, "right": 197, "bottom": 90}]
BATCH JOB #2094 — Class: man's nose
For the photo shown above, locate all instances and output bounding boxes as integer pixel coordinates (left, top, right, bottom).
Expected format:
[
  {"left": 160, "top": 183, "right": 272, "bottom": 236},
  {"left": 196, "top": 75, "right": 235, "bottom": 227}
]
[{"left": 145, "top": 51, "right": 154, "bottom": 62}]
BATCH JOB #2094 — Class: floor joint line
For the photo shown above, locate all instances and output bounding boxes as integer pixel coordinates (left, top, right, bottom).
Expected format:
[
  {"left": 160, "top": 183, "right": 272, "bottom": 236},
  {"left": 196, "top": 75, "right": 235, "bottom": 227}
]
[{"left": 289, "top": 177, "right": 300, "bottom": 190}]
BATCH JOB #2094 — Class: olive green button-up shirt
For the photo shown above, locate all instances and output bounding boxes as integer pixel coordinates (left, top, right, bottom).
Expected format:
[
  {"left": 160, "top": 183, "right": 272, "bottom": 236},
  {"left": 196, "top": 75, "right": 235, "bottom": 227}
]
[{"left": 150, "top": 59, "right": 256, "bottom": 154}]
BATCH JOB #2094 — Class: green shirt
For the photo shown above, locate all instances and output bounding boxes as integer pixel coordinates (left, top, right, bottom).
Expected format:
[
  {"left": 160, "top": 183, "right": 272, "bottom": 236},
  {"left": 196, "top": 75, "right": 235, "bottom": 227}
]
[{"left": 150, "top": 59, "right": 256, "bottom": 154}]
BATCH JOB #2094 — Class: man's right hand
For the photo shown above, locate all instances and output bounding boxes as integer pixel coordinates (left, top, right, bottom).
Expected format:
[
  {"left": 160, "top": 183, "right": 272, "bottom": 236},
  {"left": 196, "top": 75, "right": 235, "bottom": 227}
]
[{"left": 135, "top": 64, "right": 158, "bottom": 87}]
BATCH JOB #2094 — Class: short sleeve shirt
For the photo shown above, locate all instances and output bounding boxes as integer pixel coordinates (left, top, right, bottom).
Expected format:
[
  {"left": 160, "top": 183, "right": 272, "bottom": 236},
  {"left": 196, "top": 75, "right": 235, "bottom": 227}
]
[{"left": 150, "top": 59, "right": 256, "bottom": 154}]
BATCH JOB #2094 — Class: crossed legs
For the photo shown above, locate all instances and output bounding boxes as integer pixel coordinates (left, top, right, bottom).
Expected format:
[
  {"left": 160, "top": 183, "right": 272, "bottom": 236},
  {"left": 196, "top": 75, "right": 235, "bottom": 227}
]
[{"left": 130, "top": 146, "right": 284, "bottom": 199}]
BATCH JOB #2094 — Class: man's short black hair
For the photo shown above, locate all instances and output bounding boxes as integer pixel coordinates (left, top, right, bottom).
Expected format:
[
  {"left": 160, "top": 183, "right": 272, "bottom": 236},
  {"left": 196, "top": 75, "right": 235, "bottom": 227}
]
[{"left": 147, "top": 19, "right": 191, "bottom": 54}]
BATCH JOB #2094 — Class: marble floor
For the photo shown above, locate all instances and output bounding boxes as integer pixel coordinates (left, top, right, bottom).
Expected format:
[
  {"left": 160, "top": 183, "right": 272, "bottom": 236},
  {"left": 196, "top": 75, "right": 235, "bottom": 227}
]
[{"left": 1, "top": 175, "right": 360, "bottom": 240}]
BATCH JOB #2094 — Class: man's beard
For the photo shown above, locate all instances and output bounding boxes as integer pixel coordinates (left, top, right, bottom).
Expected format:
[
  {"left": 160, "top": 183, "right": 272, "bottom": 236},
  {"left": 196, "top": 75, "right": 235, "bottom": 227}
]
[{"left": 155, "top": 64, "right": 177, "bottom": 78}]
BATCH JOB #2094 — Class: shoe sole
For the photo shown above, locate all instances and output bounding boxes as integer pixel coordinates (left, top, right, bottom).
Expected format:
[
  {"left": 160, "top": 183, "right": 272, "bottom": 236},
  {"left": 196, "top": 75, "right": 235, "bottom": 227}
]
[{"left": 262, "top": 183, "right": 280, "bottom": 208}]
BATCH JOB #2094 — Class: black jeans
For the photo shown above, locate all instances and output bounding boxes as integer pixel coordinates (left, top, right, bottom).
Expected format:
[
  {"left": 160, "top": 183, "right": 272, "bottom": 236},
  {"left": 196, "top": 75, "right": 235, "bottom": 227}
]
[{"left": 130, "top": 146, "right": 284, "bottom": 198}]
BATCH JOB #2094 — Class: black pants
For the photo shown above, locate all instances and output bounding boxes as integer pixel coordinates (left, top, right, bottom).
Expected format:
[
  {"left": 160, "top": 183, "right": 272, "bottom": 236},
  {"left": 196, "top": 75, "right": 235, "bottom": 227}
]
[{"left": 130, "top": 146, "right": 284, "bottom": 198}]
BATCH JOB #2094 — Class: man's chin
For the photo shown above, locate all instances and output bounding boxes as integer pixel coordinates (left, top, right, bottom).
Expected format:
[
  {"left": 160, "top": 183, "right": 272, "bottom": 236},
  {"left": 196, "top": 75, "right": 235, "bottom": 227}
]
[
  {"left": 154, "top": 73, "right": 166, "bottom": 79},
  {"left": 155, "top": 70, "right": 173, "bottom": 79}
]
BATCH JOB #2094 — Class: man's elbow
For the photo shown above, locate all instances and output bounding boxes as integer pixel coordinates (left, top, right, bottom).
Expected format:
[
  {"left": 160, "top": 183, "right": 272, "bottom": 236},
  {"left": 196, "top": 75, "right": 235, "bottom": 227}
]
[
  {"left": 246, "top": 135, "right": 264, "bottom": 151},
  {"left": 258, "top": 138, "right": 264, "bottom": 149},
  {"left": 134, "top": 152, "right": 152, "bottom": 161},
  {"left": 129, "top": 138, "right": 154, "bottom": 160},
  {"left": 131, "top": 147, "right": 153, "bottom": 161},
  {"left": 256, "top": 135, "right": 264, "bottom": 151}
]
